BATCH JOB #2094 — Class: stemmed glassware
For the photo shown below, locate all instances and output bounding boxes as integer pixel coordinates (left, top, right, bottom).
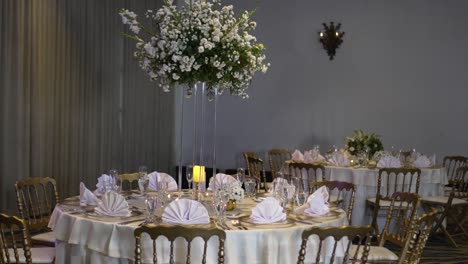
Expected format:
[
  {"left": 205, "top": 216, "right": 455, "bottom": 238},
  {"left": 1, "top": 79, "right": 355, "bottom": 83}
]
[
  {"left": 186, "top": 165, "right": 193, "bottom": 192},
  {"left": 145, "top": 194, "right": 157, "bottom": 223},
  {"left": 237, "top": 167, "right": 245, "bottom": 186},
  {"left": 312, "top": 145, "right": 320, "bottom": 160},
  {"left": 138, "top": 166, "right": 149, "bottom": 196},
  {"left": 244, "top": 179, "right": 256, "bottom": 198},
  {"left": 213, "top": 188, "right": 229, "bottom": 222},
  {"left": 108, "top": 169, "right": 119, "bottom": 193}
]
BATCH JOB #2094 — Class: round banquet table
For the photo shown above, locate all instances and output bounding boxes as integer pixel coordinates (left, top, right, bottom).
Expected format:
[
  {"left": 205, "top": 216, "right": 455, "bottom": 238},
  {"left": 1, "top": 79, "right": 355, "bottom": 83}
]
[
  {"left": 48, "top": 193, "right": 348, "bottom": 264},
  {"left": 323, "top": 165, "right": 448, "bottom": 226}
]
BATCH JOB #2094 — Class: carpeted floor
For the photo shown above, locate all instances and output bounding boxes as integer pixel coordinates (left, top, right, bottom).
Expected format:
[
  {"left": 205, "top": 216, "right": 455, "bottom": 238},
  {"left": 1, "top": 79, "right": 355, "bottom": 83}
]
[{"left": 419, "top": 234, "right": 468, "bottom": 264}]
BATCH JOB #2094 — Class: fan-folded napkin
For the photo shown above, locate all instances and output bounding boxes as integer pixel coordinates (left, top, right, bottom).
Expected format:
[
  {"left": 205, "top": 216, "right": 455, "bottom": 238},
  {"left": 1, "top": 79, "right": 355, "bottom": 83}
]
[
  {"left": 95, "top": 174, "right": 116, "bottom": 195},
  {"left": 327, "top": 151, "right": 350, "bottom": 167},
  {"left": 148, "top": 172, "right": 178, "bottom": 191},
  {"left": 79, "top": 182, "right": 99, "bottom": 206},
  {"left": 162, "top": 199, "right": 210, "bottom": 225},
  {"left": 250, "top": 197, "right": 286, "bottom": 224},
  {"left": 94, "top": 191, "right": 131, "bottom": 217},
  {"left": 294, "top": 186, "right": 330, "bottom": 216},
  {"left": 377, "top": 156, "right": 402, "bottom": 168},
  {"left": 291, "top": 149, "right": 304, "bottom": 161},
  {"left": 303, "top": 150, "right": 326, "bottom": 163},
  {"left": 208, "top": 173, "right": 238, "bottom": 190},
  {"left": 413, "top": 154, "right": 435, "bottom": 168}
]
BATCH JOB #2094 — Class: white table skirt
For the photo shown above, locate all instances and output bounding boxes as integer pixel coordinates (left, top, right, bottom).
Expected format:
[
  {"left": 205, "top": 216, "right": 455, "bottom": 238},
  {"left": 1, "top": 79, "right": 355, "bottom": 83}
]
[
  {"left": 325, "top": 166, "right": 448, "bottom": 226},
  {"left": 49, "top": 197, "right": 348, "bottom": 264}
]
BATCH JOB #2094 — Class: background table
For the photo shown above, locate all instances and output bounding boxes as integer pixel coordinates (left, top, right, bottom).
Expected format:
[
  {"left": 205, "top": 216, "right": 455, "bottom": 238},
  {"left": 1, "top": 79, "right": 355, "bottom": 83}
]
[
  {"left": 325, "top": 166, "right": 448, "bottom": 226},
  {"left": 49, "top": 195, "right": 348, "bottom": 264}
]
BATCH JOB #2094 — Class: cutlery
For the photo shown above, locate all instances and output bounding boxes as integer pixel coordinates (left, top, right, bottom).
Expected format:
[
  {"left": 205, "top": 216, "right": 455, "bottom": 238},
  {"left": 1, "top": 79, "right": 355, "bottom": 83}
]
[{"left": 231, "top": 220, "right": 247, "bottom": 230}]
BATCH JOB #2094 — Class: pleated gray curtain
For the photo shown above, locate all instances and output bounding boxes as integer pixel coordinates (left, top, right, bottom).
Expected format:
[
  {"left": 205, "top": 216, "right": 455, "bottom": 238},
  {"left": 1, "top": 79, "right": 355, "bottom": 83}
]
[{"left": 0, "top": 0, "right": 174, "bottom": 214}]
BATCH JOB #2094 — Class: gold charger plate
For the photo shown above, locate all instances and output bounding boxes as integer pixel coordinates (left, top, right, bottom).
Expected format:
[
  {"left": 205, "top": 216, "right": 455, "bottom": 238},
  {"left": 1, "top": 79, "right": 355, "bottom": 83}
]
[{"left": 238, "top": 215, "right": 295, "bottom": 229}]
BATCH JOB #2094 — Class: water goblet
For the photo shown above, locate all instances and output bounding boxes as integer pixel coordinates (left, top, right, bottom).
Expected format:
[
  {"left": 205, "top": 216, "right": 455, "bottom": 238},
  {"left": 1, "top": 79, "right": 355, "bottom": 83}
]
[
  {"left": 186, "top": 166, "right": 193, "bottom": 192},
  {"left": 138, "top": 166, "right": 149, "bottom": 196},
  {"left": 296, "top": 191, "right": 308, "bottom": 207},
  {"left": 214, "top": 190, "right": 229, "bottom": 222},
  {"left": 237, "top": 167, "right": 245, "bottom": 185},
  {"left": 109, "top": 169, "right": 120, "bottom": 193},
  {"left": 145, "top": 194, "right": 157, "bottom": 223},
  {"left": 244, "top": 179, "right": 256, "bottom": 198}
]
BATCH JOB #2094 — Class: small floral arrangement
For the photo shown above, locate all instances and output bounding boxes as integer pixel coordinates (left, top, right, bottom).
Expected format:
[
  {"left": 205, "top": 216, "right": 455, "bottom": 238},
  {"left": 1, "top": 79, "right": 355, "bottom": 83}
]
[
  {"left": 221, "top": 182, "right": 244, "bottom": 201},
  {"left": 119, "top": 0, "right": 269, "bottom": 99},
  {"left": 345, "top": 130, "right": 384, "bottom": 157}
]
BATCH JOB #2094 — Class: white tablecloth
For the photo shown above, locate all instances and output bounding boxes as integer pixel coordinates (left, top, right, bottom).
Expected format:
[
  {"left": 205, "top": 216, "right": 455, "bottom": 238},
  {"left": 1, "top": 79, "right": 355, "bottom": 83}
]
[
  {"left": 49, "top": 196, "right": 348, "bottom": 264},
  {"left": 325, "top": 166, "right": 448, "bottom": 226}
]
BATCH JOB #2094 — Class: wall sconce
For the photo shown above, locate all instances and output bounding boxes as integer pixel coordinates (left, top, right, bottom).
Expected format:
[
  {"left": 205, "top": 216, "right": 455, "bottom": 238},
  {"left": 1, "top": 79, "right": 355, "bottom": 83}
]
[{"left": 319, "top": 22, "right": 345, "bottom": 60}]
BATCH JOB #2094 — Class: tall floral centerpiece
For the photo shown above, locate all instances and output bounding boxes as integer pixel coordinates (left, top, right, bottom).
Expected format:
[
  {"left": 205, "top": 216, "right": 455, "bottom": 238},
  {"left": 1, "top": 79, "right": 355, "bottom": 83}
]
[
  {"left": 119, "top": 0, "right": 269, "bottom": 99},
  {"left": 119, "top": 0, "right": 269, "bottom": 194},
  {"left": 345, "top": 130, "right": 384, "bottom": 158}
]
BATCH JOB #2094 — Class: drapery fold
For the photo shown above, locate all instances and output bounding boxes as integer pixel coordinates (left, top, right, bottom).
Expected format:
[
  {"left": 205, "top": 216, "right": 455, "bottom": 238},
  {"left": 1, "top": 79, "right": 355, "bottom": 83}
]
[{"left": 0, "top": 0, "right": 174, "bottom": 213}]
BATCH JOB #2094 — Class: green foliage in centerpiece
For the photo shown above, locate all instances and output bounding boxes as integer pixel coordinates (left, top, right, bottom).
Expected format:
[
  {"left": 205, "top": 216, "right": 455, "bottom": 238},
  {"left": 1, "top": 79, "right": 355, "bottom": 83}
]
[
  {"left": 119, "top": 0, "right": 270, "bottom": 99},
  {"left": 345, "top": 130, "right": 384, "bottom": 156}
]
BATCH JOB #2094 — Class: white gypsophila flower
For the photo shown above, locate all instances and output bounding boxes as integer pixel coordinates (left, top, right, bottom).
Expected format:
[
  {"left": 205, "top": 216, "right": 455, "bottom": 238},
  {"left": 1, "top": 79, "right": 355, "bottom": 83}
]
[
  {"left": 172, "top": 73, "right": 180, "bottom": 80},
  {"left": 198, "top": 46, "right": 205, "bottom": 53}
]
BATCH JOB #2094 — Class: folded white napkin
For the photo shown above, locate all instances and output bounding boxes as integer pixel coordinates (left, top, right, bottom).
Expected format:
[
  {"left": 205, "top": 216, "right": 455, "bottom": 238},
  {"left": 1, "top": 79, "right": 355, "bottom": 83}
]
[
  {"left": 250, "top": 197, "right": 286, "bottom": 224},
  {"left": 94, "top": 191, "right": 131, "bottom": 217},
  {"left": 327, "top": 151, "right": 350, "bottom": 167},
  {"left": 294, "top": 186, "right": 330, "bottom": 216},
  {"left": 162, "top": 199, "right": 210, "bottom": 225},
  {"left": 95, "top": 174, "right": 116, "bottom": 195},
  {"left": 79, "top": 182, "right": 99, "bottom": 206},
  {"left": 413, "top": 155, "right": 433, "bottom": 168},
  {"left": 208, "top": 173, "right": 238, "bottom": 190},
  {"left": 377, "top": 156, "right": 402, "bottom": 168},
  {"left": 148, "top": 171, "right": 178, "bottom": 191},
  {"left": 291, "top": 149, "right": 304, "bottom": 161},
  {"left": 303, "top": 150, "right": 326, "bottom": 163}
]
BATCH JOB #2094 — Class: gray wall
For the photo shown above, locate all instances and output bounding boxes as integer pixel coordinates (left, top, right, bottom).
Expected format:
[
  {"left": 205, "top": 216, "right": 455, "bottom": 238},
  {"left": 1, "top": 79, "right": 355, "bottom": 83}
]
[{"left": 175, "top": 0, "right": 468, "bottom": 171}]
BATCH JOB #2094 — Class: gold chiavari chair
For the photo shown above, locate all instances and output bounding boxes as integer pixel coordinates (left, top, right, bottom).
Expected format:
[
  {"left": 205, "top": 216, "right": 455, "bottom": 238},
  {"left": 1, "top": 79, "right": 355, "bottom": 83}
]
[
  {"left": 119, "top": 172, "right": 140, "bottom": 191},
  {"left": 134, "top": 225, "right": 226, "bottom": 264},
  {"left": 245, "top": 156, "right": 268, "bottom": 192},
  {"left": 443, "top": 156, "right": 466, "bottom": 186},
  {"left": 0, "top": 213, "right": 55, "bottom": 264},
  {"left": 367, "top": 168, "right": 421, "bottom": 235},
  {"left": 268, "top": 149, "right": 291, "bottom": 178},
  {"left": 399, "top": 151, "right": 412, "bottom": 162},
  {"left": 421, "top": 166, "right": 468, "bottom": 247},
  {"left": 297, "top": 225, "right": 374, "bottom": 264},
  {"left": 351, "top": 192, "right": 421, "bottom": 263},
  {"left": 400, "top": 209, "right": 438, "bottom": 264},
  {"left": 288, "top": 161, "right": 325, "bottom": 192},
  {"left": 309, "top": 181, "right": 356, "bottom": 225},
  {"left": 14, "top": 177, "right": 59, "bottom": 246}
]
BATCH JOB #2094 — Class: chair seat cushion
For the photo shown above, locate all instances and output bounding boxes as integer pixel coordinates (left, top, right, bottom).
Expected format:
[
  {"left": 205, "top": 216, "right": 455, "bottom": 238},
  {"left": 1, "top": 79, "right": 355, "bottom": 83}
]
[
  {"left": 349, "top": 244, "right": 399, "bottom": 261},
  {"left": 31, "top": 230, "right": 55, "bottom": 243},
  {"left": 421, "top": 196, "right": 468, "bottom": 205},
  {"left": 6, "top": 247, "right": 55, "bottom": 263}
]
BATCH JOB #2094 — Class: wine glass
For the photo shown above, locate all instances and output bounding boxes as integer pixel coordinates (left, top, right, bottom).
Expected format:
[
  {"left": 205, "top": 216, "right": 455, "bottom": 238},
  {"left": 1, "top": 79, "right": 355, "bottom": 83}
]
[
  {"left": 312, "top": 144, "right": 320, "bottom": 160},
  {"left": 186, "top": 166, "right": 193, "bottom": 191},
  {"left": 244, "top": 179, "right": 256, "bottom": 198},
  {"left": 237, "top": 167, "right": 245, "bottom": 185},
  {"left": 145, "top": 194, "right": 157, "bottom": 223},
  {"left": 138, "top": 166, "right": 149, "bottom": 196},
  {"left": 214, "top": 190, "right": 229, "bottom": 222},
  {"left": 108, "top": 169, "right": 119, "bottom": 193},
  {"left": 296, "top": 191, "right": 308, "bottom": 207}
]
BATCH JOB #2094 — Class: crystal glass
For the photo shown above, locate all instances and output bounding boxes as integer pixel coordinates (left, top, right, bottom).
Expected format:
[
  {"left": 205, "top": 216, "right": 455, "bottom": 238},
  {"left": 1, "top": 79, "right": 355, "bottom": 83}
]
[
  {"left": 213, "top": 190, "right": 229, "bottom": 222},
  {"left": 186, "top": 165, "right": 193, "bottom": 191},
  {"left": 109, "top": 169, "right": 121, "bottom": 193},
  {"left": 296, "top": 191, "right": 308, "bottom": 206},
  {"left": 138, "top": 166, "right": 149, "bottom": 196},
  {"left": 145, "top": 194, "right": 157, "bottom": 223},
  {"left": 312, "top": 145, "right": 320, "bottom": 160},
  {"left": 272, "top": 180, "right": 284, "bottom": 201},
  {"left": 244, "top": 179, "right": 256, "bottom": 197},
  {"left": 237, "top": 167, "right": 245, "bottom": 185}
]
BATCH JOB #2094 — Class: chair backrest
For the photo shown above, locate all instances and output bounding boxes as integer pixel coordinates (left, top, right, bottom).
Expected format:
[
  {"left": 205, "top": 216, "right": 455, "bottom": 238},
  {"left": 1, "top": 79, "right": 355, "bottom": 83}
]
[
  {"left": 0, "top": 213, "right": 32, "bottom": 264},
  {"left": 134, "top": 225, "right": 226, "bottom": 264},
  {"left": 288, "top": 161, "right": 325, "bottom": 191},
  {"left": 443, "top": 156, "right": 466, "bottom": 184},
  {"left": 119, "top": 172, "right": 140, "bottom": 191},
  {"left": 399, "top": 151, "right": 412, "bottom": 162},
  {"left": 450, "top": 166, "right": 468, "bottom": 199},
  {"left": 379, "top": 192, "right": 421, "bottom": 249},
  {"left": 399, "top": 209, "right": 438, "bottom": 264},
  {"left": 14, "top": 177, "right": 59, "bottom": 231},
  {"left": 309, "top": 181, "right": 356, "bottom": 225},
  {"left": 245, "top": 155, "right": 267, "bottom": 191},
  {"left": 297, "top": 225, "right": 373, "bottom": 264},
  {"left": 268, "top": 149, "right": 291, "bottom": 178},
  {"left": 376, "top": 168, "right": 421, "bottom": 201}
]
